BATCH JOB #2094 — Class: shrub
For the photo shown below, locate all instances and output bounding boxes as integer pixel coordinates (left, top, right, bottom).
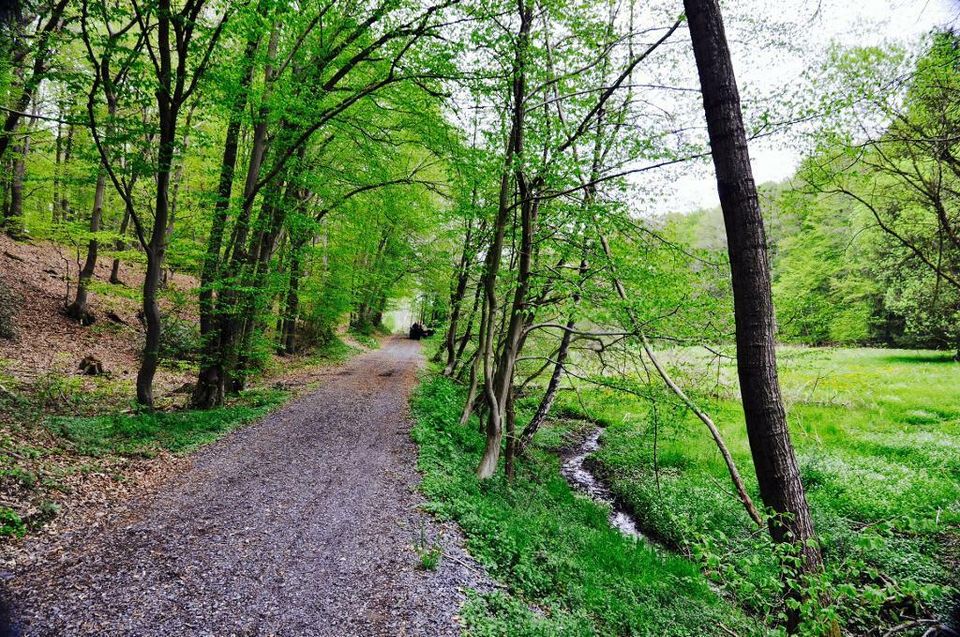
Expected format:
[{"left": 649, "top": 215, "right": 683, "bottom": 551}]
[
  {"left": 0, "top": 506, "right": 26, "bottom": 537},
  {"left": 156, "top": 314, "right": 201, "bottom": 363}
]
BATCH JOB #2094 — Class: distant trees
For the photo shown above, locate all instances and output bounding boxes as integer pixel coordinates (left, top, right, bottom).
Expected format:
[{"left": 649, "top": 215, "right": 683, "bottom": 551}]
[{"left": 745, "top": 31, "right": 960, "bottom": 357}]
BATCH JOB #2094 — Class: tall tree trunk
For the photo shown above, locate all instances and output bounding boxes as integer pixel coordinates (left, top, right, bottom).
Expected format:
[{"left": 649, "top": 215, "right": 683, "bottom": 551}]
[
  {"left": 684, "top": 0, "right": 826, "bottom": 630},
  {"left": 60, "top": 119, "right": 74, "bottom": 219},
  {"left": 442, "top": 219, "right": 475, "bottom": 374},
  {"left": 280, "top": 238, "right": 306, "bottom": 354},
  {"left": 136, "top": 0, "right": 177, "bottom": 408},
  {"left": 65, "top": 169, "right": 106, "bottom": 324},
  {"left": 482, "top": 190, "right": 538, "bottom": 478},
  {"left": 4, "top": 123, "right": 28, "bottom": 238},
  {"left": 52, "top": 107, "right": 65, "bottom": 223},
  {"left": 451, "top": 279, "right": 483, "bottom": 378},
  {"left": 195, "top": 26, "right": 278, "bottom": 408}
]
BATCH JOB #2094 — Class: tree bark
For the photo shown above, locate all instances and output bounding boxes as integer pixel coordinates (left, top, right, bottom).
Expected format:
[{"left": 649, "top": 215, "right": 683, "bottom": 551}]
[
  {"left": 684, "top": 0, "right": 825, "bottom": 630},
  {"left": 65, "top": 168, "right": 106, "bottom": 324},
  {"left": 280, "top": 238, "right": 306, "bottom": 354},
  {"left": 109, "top": 204, "right": 131, "bottom": 284},
  {"left": 442, "top": 218, "right": 474, "bottom": 375},
  {"left": 192, "top": 37, "right": 259, "bottom": 408},
  {"left": 475, "top": 0, "right": 534, "bottom": 479},
  {"left": 4, "top": 123, "right": 28, "bottom": 238}
]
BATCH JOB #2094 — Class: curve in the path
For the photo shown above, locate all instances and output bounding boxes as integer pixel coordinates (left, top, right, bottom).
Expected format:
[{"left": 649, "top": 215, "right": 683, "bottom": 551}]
[{"left": 3, "top": 338, "right": 488, "bottom": 636}]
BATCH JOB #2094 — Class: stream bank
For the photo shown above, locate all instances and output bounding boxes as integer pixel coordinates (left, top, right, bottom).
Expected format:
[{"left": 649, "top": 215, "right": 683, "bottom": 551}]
[{"left": 558, "top": 425, "right": 645, "bottom": 540}]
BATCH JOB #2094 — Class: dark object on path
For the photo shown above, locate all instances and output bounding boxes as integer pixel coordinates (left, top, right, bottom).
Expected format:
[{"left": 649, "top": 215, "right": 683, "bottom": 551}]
[
  {"left": 78, "top": 355, "right": 104, "bottom": 376},
  {"left": 409, "top": 323, "right": 424, "bottom": 340},
  {"left": 3, "top": 251, "right": 23, "bottom": 263},
  {"left": 409, "top": 323, "right": 434, "bottom": 340}
]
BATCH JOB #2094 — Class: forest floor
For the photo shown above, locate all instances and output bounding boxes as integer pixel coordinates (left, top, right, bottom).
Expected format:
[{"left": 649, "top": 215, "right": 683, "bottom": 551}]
[
  {"left": 2, "top": 337, "right": 492, "bottom": 636},
  {"left": 0, "top": 234, "right": 361, "bottom": 552}
]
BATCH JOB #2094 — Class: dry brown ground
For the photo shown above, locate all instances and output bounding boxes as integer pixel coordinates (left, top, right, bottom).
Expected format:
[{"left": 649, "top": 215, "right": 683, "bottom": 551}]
[
  {"left": 0, "top": 233, "right": 196, "bottom": 392},
  {"left": 0, "top": 235, "right": 368, "bottom": 570}
]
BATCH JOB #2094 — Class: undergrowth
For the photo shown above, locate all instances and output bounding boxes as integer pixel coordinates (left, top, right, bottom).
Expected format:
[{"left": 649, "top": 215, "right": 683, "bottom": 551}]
[
  {"left": 45, "top": 387, "right": 287, "bottom": 457},
  {"left": 552, "top": 347, "right": 960, "bottom": 635},
  {"left": 411, "top": 373, "right": 762, "bottom": 636}
]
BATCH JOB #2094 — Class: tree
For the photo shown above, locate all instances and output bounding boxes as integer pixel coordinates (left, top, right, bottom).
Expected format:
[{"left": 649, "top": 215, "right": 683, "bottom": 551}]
[
  {"left": 81, "top": 0, "right": 232, "bottom": 406},
  {"left": 807, "top": 32, "right": 960, "bottom": 358},
  {"left": 0, "top": 0, "right": 70, "bottom": 163},
  {"left": 683, "top": 0, "right": 826, "bottom": 631}
]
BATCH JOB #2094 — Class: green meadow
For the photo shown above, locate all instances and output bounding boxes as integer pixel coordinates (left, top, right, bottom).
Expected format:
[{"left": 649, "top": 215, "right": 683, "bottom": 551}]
[{"left": 414, "top": 348, "right": 960, "bottom": 635}]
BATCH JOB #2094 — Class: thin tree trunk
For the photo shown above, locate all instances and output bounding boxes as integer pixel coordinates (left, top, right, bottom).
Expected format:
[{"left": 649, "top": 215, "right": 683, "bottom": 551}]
[
  {"left": 280, "top": 239, "right": 305, "bottom": 354},
  {"left": 4, "top": 124, "right": 28, "bottom": 238},
  {"left": 504, "top": 387, "right": 516, "bottom": 480},
  {"left": 110, "top": 204, "right": 131, "bottom": 284},
  {"left": 475, "top": 0, "right": 534, "bottom": 479},
  {"left": 442, "top": 219, "right": 474, "bottom": 374},
  {"left": 65, "top": 169, "right": 106, "bottom": 324},
  {"left": 60, "top": 119, "right": 74, "bottom": 218},
  {"left": 136, "top": 0, "right": 177, "bottom": 407},
  {"left": 53, "top": 108, "right": 64, "bottom": 223},
  {"left": 451, "top": 280, "right": 483, "bottom": 377},
  {"left": 684, "top": 0, "right": 826, "bottom": 630}
]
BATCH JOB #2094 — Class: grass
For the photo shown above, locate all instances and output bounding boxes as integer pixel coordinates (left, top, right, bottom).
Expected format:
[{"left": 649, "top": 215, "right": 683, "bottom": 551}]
[
  {"left": 543, "top": 347, "right": 959, "bottom": 634},
  {"left": 45, "top": 387, "right": 288, "bottom": 457},
  {"left": 411, "top": 374, "right": 764, "bottom": 636},
  {"left": 349, "top": 330, "right": 382, "bottom": 349}
]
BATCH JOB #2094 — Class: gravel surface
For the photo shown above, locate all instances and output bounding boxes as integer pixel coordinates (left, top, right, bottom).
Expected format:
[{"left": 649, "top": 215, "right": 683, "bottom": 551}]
[{"left": 2, "top": 338, "right": 493, "bottom": 636}]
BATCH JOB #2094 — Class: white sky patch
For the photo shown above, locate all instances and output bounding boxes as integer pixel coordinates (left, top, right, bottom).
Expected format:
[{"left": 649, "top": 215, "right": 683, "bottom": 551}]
[{"left": 651, "top": 0, "right": 958, "bottom": 214}]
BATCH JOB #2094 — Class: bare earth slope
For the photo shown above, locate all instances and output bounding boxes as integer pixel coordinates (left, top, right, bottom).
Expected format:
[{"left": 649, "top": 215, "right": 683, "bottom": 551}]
[{"left": 3, "top": 338, "right": 487, "bottom": 636}]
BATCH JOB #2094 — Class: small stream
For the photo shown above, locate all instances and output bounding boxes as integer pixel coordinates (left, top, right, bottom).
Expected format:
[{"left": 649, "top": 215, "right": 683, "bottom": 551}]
[{"left": 560, "top": 427, "right": 644, "bottom": 539}]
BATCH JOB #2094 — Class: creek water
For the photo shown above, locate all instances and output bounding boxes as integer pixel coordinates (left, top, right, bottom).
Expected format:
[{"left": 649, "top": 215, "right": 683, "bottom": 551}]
[{"left": 559, "top": 427, "right": 644, "bottom": 539}]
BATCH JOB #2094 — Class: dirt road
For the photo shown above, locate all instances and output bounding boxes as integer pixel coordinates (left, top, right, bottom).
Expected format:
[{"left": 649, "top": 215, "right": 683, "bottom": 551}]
[{"left": 2, "top": 338, "right": 487, "bottom": 636}]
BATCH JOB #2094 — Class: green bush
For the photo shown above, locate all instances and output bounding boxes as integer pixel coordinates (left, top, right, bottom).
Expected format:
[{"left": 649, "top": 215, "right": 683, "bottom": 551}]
[
  {"left": 0, "top": 506, "right": 26, "bottom": 537},
  {"left": 157, "top": 314, "right": 201, "bottom": 363}
]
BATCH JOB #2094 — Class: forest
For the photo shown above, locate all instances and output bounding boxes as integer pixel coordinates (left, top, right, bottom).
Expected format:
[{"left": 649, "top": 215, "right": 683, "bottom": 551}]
[{"left": 0, "top": 0, "right": 957, "bottom": 636}]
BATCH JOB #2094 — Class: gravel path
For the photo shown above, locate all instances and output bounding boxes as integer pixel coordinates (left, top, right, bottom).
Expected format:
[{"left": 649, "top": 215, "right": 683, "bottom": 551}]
[{"left": 2, "top": 338, "right": 492, "bottom": 636}]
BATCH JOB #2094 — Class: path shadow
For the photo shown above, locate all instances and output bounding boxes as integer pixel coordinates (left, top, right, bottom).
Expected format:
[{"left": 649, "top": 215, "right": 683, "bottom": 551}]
[{"left": 0, "top": 590, "right": 22, "bottom": 637}]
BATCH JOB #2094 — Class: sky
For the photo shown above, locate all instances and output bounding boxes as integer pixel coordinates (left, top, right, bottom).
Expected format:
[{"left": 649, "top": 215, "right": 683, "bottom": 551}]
[{"left": 654, "top": 0, "right": 960, "bottom": 214}]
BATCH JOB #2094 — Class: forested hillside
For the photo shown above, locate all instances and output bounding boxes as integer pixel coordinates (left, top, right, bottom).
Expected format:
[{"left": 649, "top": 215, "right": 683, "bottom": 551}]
[{"left": 0, "top": 1, "right": 958, "bottom": 636}]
